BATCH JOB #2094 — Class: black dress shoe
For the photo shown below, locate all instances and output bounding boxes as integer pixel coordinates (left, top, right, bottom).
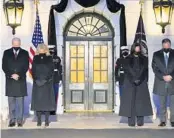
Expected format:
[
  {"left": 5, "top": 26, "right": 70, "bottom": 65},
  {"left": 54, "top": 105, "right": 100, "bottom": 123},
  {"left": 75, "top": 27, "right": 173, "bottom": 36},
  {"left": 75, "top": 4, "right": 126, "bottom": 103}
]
[
  {"left": 18, "top": 123, "right": 23, "bottom": 127},
  {"left": 8, "top": 122, "right": 16, "bottom": 127},
  {"left": 37, "top": 121, "right": 42, "bottom": 126},
  {"left": 137, "top": 124, "right": 144, "bottom": 127},
  {"left": 50, "top": 111, "right": 56, "bottom": 115},
  {"left": 171, "top": 122, "right": 174, "bottom": 127},
  {"left": 45, "top": 122, "right": 49, "bottom": 127},
  {"left": 158, "top": 122, "right": 166, "bottom": 127},
  {"left": 128, "top": 124, "right": 135, "bottom": 127}
]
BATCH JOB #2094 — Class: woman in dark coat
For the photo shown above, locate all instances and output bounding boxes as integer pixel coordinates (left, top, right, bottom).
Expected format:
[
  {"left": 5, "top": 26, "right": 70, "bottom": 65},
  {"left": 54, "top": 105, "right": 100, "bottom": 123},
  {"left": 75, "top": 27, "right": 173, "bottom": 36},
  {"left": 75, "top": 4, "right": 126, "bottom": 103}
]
[
  {"left": 119, "top": 43, "right": 153, "bottom": 127},
  {"left": 31, "top": 44, "right": 56, "bottom": 127}
]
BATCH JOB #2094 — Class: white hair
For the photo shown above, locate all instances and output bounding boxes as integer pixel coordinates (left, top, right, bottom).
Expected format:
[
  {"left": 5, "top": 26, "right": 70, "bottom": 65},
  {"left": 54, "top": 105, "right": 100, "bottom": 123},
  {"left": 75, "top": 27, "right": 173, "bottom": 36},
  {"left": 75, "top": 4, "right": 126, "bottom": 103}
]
[
  {"left": 36, "top": 43, "right": 50, "bottom": 56},
  {"left": 12, "top": 37, "right": 21, "bottom": 43}
]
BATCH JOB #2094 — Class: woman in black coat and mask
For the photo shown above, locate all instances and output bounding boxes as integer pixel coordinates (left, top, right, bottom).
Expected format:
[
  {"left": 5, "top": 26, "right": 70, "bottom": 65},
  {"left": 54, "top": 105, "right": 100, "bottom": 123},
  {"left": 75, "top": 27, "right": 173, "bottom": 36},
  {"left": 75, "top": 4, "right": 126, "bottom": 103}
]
[
  {"left": 31, "top": 44, "right": 56, "bottom": 127},
  {"left": 119, "top": 43, "right": 153, "bottom": 127}
]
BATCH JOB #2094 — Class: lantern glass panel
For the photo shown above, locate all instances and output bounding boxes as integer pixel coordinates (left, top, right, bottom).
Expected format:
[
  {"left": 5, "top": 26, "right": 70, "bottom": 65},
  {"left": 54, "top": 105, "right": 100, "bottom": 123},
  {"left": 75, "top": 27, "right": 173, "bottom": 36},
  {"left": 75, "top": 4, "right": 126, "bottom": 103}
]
[
  {"left": 154, "top": 6, "right": 161, "bottom": 24},
  {"left": 16, "top": 7, "right": 23, "bottom": 25},
  {"left": 7, "top": 6, "right": 16, "bottom": 25},
  {"left": 169, "top": 7, "right": 173, "bottom": 23},
  {"left": 162, "top": 6, "right": 170, "bottom": 23}
]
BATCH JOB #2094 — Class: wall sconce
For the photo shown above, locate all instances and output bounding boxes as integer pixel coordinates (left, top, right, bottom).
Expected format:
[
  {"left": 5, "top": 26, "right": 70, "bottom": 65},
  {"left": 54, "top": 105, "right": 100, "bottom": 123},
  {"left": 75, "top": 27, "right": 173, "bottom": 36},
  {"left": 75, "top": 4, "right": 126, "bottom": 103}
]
[
  {"left": 3, "top": 0, "right": 24, "bottom": 35},
  {"left": 153, "top": 0, "right": 174, "bottom": 33}
]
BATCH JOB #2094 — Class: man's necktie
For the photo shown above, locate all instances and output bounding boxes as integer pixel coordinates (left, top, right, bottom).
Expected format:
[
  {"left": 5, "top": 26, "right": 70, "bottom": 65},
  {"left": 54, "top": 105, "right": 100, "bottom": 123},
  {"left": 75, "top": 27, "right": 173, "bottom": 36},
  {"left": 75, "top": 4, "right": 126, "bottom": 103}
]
[
  {"left": 164, "top": 53, "right": 169, "bottom": 89},
  {"left": 165, "top": 54, "right": 168, "bottom": 68},
  {"left": 14, "top": 51, "right": 18, "bottom": 59}
]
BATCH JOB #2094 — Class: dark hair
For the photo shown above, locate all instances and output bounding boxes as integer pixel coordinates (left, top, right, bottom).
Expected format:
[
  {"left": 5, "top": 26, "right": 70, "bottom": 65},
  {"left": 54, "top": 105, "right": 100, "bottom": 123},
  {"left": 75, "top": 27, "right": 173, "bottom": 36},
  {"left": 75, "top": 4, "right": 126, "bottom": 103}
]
[
  {"left": 162, "top": 38, "right": 171, "bottom": 44},
  {"left": 130, "top": 43, "right": 142, "bottom": 55}
]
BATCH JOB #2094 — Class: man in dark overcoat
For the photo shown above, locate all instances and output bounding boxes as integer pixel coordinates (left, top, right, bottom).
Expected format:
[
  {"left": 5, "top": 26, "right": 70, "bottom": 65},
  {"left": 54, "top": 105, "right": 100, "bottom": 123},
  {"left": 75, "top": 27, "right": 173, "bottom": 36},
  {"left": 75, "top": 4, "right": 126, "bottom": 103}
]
[
  {"left": 152, "top": 38, "right": 174, "bottom": 127},
  {"left": 2, "top": 37, "right": 29, "bottom": 127}
]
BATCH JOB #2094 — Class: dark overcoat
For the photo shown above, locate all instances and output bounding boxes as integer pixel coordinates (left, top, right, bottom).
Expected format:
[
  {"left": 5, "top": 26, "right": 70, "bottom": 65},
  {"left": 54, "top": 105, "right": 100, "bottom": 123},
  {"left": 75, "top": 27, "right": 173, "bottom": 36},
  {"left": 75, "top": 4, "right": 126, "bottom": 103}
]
[
  {"left": 31, "top": 54, "right": 56, "bottom": 111},
  {"left": 119, "top": 55, "right": 153, "bottom": 117},
  {"left": 152, "top": 49, "right": 174, "bottom": 96},
  {"left": 2, "top": 48, "right": 29, "bottom": 97}
]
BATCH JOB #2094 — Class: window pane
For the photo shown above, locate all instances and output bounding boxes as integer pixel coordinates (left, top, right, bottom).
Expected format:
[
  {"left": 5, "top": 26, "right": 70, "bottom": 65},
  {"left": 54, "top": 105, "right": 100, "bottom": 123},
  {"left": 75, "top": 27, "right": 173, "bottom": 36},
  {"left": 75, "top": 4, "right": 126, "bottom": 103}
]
[
  {"left": 101, "top": 46, "right": 107, "bottom": 57},
  {"left": 96, "top": 20, "right": 104, "bottom": 29},
  {"left": 78, "top": 58, "right": 84, "bottom": 70},
  {"left": 94, "top": 71, "right": 100, "bottom": 83},
  {"left": 69, "top": 25, "right": 78, "bottom": 33},
  {"left": 71, "top": 71, "right": 77, "bottom": 83},
  {"left": 91, "top": 27, "right": 98, "bottom": 34},
  {"left": 70, "top": 46, "right": 77, "bottom": 57},
  {"left": 78, "top": 46, "right": 84, "bottom": 57},
  {"left": 86, "top": 16, "right": 92, "bottom": 25},
  {"left": 78, "top": 71, "right": 84, "bottom": 83},
  {"left": 68, "top": 31, "right": 76, "bottom": 36},
  {"left": 99, "top": 25, "right": 109, "bottom": 33},
  {"left": 94, "top": 46, "right": 100, "bottom": 57},
  {"left": 73, "top": 20, "right": 82, "bottom": 28},
  {"left": 91, "top": 17, "right": 99, "bottom": 26},
  {"left": 101, "top": 58, "right": 107, "bottom": 70},
  {"left": 79, "top": 17, "right": 86, "bottom": 26},
  {"left": 101, "top": 71, "right": 108, "bottom": 83},
  {"left": 94, "top": 58, "right": 100, "bottom": 70},
  {"left": 71, "top": 58, "right": 77, "bottom": 70},
  {"left": 101, "top": 32, "right": 109, "bottom": 36}
]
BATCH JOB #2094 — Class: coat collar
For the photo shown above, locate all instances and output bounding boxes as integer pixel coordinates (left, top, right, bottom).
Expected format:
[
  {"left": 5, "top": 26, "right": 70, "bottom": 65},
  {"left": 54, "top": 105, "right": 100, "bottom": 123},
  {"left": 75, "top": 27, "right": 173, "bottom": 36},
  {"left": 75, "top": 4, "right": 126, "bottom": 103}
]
[
  {"left": 10, "top": 48, "right": 22, "bottom": 59},
  {"left": 159, "top": 49, "right": 173, "bottom": 68}
]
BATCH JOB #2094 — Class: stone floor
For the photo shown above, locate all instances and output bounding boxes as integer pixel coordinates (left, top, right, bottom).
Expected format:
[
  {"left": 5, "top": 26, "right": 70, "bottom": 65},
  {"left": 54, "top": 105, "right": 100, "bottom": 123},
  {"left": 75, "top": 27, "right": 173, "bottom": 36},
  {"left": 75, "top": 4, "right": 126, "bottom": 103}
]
[{"left": 1, "top": 113, "right": 174, "bottom": 129}]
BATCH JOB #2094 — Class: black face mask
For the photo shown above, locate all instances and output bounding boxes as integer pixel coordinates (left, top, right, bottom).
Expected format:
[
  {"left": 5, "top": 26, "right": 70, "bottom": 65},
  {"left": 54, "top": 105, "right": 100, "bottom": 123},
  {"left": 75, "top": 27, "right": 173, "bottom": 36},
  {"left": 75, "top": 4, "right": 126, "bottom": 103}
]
[
  {"left": 13, "top": 47, "right": 20, "bottom": 51},
  {"left": 122, "top": 52, "right": 128, "bottom": 57},
  {"left": 163, "top": 48, "right": 171, "bottom": 53},
  {"left": 134, "top": 51, "right": 140, "bottom": 55}
]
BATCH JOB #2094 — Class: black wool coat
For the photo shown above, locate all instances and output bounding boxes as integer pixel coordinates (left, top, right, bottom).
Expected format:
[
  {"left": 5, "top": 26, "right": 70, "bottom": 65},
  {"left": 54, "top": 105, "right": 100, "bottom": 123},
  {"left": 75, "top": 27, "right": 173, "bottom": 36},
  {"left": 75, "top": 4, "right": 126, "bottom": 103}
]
[
  {"left": 119, "top": 55, "right": 153, "bottom": 117},
  {"left": 31, "top": 54, "right": 56, "bottom": 111},
  {"left": 2, "top": 48, "right": 29, "bottom": 97},
  {"left": 152, "top": 49, "right": 174, "bottom": 96}
]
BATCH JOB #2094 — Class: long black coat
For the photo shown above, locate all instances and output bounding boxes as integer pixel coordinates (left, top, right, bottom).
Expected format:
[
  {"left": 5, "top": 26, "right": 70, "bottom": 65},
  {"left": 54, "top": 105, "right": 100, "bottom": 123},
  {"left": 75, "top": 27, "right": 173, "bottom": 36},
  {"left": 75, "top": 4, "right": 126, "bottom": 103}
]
[
  {"left": 152, "top": 49, "right": 174, "bottom": 96},
  {"left": 2, "top": 48, "right": 29, "bottom": 97},
  {"left": 119, "top": 55, "right": 153, "bottom": 117},
  {"left": 31, "top": 54, "right": 56, "bottom": 111}
]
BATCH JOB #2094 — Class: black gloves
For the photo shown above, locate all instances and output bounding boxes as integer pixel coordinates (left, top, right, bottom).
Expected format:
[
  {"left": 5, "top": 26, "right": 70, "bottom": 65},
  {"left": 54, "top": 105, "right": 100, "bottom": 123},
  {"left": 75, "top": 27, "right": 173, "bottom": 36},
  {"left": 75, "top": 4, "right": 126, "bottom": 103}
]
[
  {"left": 35, "top": 80, "right": 47, "bottom": 87},
  {"left": 134, "top": 80, "right": 141, "bottom": 86}
]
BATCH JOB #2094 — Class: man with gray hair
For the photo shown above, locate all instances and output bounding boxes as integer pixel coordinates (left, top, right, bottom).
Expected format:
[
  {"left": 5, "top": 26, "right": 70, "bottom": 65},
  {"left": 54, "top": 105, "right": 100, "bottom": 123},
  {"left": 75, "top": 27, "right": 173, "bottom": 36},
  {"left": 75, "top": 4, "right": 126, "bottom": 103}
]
[{"left": 2, "top": 37, "right": 29, "bottom": 127}]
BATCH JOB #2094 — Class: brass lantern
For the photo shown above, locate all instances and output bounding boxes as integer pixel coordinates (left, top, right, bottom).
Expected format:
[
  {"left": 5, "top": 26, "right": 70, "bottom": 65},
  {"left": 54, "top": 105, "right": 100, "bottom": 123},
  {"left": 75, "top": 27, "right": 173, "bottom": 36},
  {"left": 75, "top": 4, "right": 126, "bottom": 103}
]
[
  {"left": 153, "top": 0, "right": 174, "bottom": 33},
  {"left": 3, "top": 0, "right": 24, "bottom": 35}
]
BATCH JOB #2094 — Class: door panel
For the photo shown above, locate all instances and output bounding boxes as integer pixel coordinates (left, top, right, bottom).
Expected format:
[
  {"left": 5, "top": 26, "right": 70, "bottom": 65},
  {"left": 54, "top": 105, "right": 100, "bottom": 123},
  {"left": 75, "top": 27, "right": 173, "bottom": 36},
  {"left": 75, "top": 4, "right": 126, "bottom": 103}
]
[
  {"left": 65, "top": 41, "right": 113, "bottom": 112},
  {"left": 65, "top": 41, "right": 88, "bottom": 111},
  {"left": 88, "top": 41, "right": 113, "bottom": 111}
]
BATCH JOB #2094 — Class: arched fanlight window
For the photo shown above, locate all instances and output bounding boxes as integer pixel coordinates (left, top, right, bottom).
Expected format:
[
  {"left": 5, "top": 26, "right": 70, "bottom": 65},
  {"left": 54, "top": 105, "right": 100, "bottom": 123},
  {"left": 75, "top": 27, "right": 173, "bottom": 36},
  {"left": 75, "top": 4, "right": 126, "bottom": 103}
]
[{"left": 66, "top": 14, "right": 112, "bottom": 37}]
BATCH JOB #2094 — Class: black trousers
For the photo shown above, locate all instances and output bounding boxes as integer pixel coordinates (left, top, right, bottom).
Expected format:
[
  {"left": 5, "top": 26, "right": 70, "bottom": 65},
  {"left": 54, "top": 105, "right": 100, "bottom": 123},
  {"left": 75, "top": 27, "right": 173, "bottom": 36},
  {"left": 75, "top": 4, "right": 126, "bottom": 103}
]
[
  {"left": 36, "top": 111, "right": 50, "bottom": 123},
  {"left": 128, "top": 116, "right": 144, "bottom": 126},
  {"left": 128, "top": 87, "right": 144, "bottom": 126}
]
